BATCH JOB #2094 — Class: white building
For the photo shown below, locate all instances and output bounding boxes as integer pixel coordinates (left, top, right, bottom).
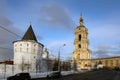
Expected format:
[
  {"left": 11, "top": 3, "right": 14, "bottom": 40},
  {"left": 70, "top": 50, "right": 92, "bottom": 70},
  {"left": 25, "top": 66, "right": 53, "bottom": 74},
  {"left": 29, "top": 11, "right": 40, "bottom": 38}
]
[
  {"left": 0, "top": 25, "right": 57, "bottom": 74},
  {"left": 13, "top": 25, "right": 44, "bottom": 73},
  {"left": 42, "top": 49, "right": 49, "bottom": 59},
  {"left": 42, "top": 49, "right": 57, "bottom": 71}
]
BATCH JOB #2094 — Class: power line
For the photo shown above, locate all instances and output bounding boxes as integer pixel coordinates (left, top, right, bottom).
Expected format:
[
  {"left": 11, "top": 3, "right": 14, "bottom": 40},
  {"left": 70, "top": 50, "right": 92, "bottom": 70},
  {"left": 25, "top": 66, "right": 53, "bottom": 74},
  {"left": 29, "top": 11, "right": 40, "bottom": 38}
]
[
  {"left": 0, "top": 25, "right": 21, "bottom": 38},
  {"left": 0, "top": 46, "right": 13, "bottom": 50}
]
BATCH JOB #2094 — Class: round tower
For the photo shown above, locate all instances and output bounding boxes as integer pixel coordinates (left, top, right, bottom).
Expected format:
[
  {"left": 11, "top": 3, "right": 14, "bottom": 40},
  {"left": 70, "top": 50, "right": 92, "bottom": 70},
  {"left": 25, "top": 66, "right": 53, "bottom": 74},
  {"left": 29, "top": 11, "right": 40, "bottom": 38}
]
[{"left": 13, "top": 25, "right": 44, "bottom": 72}]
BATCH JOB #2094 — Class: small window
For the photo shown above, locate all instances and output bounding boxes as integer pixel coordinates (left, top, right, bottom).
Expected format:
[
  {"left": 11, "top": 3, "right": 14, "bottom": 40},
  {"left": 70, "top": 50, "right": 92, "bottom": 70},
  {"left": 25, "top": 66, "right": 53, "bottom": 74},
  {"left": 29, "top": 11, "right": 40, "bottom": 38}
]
[
  {"left": 15, "top": 44, "right": 17, "bottom": 47},
  {"left": 20, "top": 44, "right": 22, "bottom": 46},
  {"left": 27, "top": 43, "right": 29, "bottom": 46},
  {"left": 79, "top": 35, "right": 81, "bottom": 41},
  {"left": 98, "top": 61, "right": 102, "bottom": 64},
  {"left": 85, "top": 64, "right": 87, "bottom": 67},
  {"left": 79, "top": 44, "right": 81, "bottom": 48}
]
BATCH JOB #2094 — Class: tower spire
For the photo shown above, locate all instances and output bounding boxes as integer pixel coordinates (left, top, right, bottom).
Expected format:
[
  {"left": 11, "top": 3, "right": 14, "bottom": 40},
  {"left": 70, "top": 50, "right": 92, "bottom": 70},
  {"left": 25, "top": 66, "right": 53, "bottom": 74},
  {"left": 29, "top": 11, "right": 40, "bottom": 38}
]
[
  {"left": 30, "top": 21, "right": 32, "bottom": 25},
  {"left": 80, "top": 13, "right": 82, "bottom": 18},
  {"left": 22, "top": 25, "right": 37, "bottom": 42},
  {"left": 79, "top": 13, "right": 83, "bottom": 26}
]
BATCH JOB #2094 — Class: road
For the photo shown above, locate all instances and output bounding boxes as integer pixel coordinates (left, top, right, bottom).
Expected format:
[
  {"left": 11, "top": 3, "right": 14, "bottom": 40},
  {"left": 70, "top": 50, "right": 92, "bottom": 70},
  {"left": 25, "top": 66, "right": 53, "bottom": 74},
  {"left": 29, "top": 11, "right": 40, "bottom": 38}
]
[{"left": 32, "top": 69, "right": 120, "bottom": 80}]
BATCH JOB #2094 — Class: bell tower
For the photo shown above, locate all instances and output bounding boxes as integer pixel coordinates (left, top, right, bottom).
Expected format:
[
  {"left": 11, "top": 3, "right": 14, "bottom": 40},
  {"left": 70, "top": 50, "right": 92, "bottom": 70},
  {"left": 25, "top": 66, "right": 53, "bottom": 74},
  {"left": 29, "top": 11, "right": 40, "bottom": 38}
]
[{"left": 73, "top": 15, "right": 91, "bottom": 70}]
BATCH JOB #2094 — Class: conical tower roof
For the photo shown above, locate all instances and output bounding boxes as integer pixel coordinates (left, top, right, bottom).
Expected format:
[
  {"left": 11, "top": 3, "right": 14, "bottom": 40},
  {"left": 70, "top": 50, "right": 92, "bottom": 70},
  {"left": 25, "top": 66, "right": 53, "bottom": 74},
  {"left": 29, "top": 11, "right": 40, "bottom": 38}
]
[{"left": 22, "top": 25, "right": 37, "bottom": 42}]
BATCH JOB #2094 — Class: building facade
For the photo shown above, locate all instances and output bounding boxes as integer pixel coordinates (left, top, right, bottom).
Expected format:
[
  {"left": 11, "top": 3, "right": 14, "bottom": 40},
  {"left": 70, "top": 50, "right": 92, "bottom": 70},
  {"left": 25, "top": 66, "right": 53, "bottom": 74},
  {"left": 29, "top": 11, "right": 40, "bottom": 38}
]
[{"left": 91, "top": 57, "right": 120, "bottom": 69}]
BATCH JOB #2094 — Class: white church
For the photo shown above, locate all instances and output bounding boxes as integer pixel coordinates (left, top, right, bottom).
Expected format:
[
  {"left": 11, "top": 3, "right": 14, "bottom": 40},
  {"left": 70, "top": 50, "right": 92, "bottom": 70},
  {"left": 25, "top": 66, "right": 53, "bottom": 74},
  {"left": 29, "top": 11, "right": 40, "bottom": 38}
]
[{"left": 0, "top": 25, "right": 56, "bottom": 73}]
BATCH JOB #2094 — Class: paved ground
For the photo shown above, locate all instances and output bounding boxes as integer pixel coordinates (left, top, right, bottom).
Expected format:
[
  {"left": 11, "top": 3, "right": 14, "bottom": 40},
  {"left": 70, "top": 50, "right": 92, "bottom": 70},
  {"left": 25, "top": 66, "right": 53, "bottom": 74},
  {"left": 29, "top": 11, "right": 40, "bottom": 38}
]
[{"left": 32, "top": 69, "right": 120, "bottom": 80}]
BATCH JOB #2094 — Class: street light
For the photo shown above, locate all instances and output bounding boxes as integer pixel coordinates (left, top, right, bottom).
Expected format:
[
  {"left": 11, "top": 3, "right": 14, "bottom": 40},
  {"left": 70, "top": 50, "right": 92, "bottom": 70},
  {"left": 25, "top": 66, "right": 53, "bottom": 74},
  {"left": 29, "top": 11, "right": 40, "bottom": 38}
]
[{"left": 58, "top": 44, "right": 66, "bottom": 72}]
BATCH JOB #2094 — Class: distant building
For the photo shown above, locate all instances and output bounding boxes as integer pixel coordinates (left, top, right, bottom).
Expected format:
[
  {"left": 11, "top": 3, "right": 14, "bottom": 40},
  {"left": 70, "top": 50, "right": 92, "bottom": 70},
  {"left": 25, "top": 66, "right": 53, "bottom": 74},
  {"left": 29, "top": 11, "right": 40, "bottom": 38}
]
[
  {"left": 91, "top": 57, "right": 120, "bottom": 69},
  {"left": 49, "top": 53, "right": 56, "bottom": 60},
  {"left": 72, "top": 16, "right": 120, "bottom": 70},
  {"left": 42, "top": 49, "right": 57, "bottom": 71},
  {"left": 42, "top": 49, "right": 49, "bottom": 59}
]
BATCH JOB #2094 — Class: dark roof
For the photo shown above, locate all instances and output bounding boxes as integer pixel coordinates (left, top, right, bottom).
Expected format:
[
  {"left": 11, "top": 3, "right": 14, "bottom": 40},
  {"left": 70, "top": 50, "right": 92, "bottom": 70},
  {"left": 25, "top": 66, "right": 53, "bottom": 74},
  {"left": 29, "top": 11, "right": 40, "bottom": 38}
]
[
  {"left": 0, "top": 61, "right": 13, "bottom": 65},
  {"left": 22, "top": 25, "right": 37, "bottom": 42},
  {"left": 5, "top": 61, "right": 13, "bottom": 65}
]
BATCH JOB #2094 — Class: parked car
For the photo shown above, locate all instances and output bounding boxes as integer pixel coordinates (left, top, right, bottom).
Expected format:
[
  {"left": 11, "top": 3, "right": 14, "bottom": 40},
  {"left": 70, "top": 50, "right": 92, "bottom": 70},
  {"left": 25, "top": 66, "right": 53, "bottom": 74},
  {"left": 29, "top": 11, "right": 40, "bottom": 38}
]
[
  {"left": 47, "top": 71, "right": 62, "bottom": 78},
  {"left": 7, "top": 73, "right": 31, "bottom": 80}
]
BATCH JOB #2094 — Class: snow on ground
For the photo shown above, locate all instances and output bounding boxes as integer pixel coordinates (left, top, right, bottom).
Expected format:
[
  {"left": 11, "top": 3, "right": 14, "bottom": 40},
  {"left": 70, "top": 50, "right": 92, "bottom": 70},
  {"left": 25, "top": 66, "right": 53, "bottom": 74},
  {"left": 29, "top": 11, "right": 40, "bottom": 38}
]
[
  {"left": 0, "top": 72, "right": 13, "bottom": 80},
  {"left": 0, "top": 70, "right": 84, "bottom": 80}
]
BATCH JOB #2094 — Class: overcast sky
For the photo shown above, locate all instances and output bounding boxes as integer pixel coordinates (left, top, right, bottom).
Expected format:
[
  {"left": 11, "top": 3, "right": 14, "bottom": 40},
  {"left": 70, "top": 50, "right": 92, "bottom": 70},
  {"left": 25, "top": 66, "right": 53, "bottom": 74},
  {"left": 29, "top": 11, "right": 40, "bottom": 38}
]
[{"left": 0, "top": 0, "right": 120, "bottom": 61}]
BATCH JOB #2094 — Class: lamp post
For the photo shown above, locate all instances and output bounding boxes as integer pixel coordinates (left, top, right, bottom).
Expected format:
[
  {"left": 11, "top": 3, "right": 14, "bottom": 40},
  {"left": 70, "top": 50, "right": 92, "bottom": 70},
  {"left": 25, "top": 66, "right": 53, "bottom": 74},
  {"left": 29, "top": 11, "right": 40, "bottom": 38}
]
[{"left": 58, "top": 44, "right": 66, "bottom": 72}]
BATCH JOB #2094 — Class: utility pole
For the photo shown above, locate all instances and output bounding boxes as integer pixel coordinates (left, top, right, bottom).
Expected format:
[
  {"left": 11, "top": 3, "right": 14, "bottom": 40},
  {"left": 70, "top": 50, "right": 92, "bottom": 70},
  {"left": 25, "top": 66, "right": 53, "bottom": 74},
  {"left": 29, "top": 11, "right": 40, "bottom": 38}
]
[{"left": 58, "top": 44, "right": 66, "bottom": 72}]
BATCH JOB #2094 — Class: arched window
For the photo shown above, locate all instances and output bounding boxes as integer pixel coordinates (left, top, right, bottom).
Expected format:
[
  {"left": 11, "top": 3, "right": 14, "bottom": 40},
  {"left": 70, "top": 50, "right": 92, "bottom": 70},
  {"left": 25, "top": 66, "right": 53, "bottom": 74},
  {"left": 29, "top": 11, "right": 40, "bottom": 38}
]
[
  {"left": 79, "top": 35, "right": 81, "bottom": 41},
  {"left": 98, "top": 61, "right": 102, "bottom": 64},
  {"left": 15, "top": 44, "right": 17, "bottom": 47},
  {"left": 78, "top": 44, "right": 81, "bottom": 48}
]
